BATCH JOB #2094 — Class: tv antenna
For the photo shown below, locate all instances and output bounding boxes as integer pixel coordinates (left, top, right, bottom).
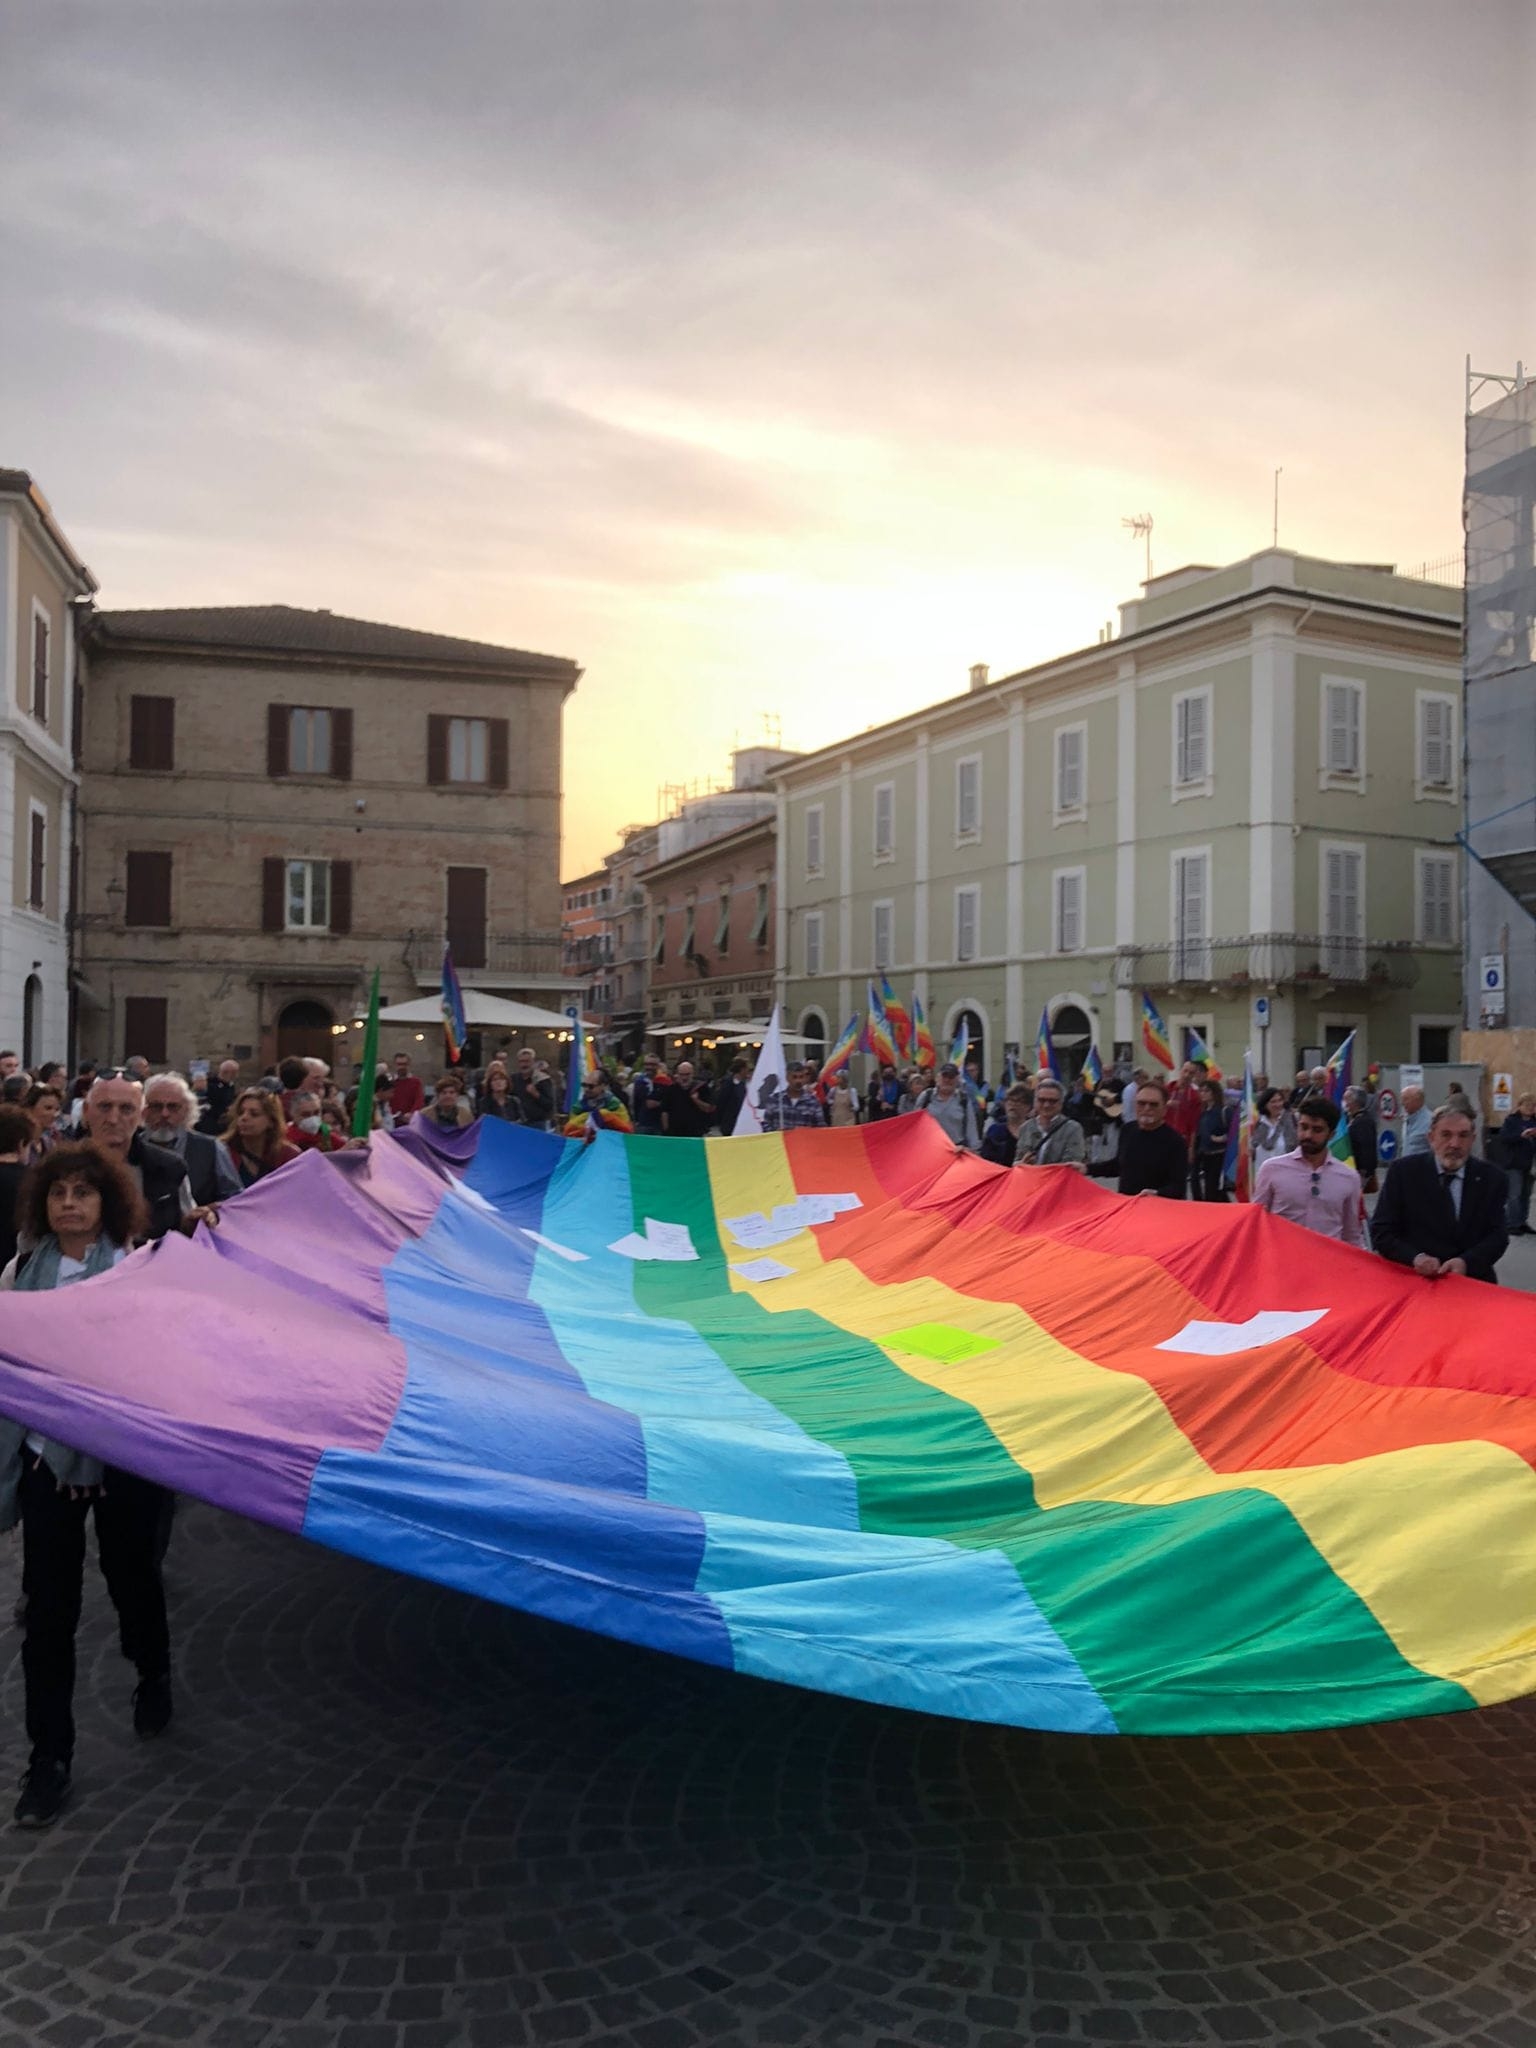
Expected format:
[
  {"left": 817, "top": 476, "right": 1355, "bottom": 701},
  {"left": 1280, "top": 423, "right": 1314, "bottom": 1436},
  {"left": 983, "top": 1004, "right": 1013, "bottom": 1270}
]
[{"left": 1122, "top": 513, "right": 1153, "bottom": 584}]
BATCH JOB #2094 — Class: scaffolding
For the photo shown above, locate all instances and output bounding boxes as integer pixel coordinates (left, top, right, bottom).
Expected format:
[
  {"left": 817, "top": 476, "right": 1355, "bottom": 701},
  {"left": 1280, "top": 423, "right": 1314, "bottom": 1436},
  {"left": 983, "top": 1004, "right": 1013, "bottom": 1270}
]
[{"left": 1463, "top": 359, "right": 1536, "bottom": 1024}]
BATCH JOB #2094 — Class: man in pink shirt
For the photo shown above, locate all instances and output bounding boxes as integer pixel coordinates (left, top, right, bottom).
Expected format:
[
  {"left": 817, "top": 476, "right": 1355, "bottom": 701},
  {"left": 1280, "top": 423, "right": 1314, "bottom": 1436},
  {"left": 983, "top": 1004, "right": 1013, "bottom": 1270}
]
[{"left": 1253, "top": 1094, "right": 1364, "bottom": 1245}]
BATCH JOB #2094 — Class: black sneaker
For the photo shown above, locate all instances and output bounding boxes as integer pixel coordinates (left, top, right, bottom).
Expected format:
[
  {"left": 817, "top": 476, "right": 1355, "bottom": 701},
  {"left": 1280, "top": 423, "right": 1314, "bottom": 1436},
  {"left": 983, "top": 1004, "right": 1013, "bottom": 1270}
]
[
  {"left": 132, "top": 1674, "right": 173, "bottom": 1739},
  {"left": 14, "top": 1759, "right": 70, "bottom": 1830}
]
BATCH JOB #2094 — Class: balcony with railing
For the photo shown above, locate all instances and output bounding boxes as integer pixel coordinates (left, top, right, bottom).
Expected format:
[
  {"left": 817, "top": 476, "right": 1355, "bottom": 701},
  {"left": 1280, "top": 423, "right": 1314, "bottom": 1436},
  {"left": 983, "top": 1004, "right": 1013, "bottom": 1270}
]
[
  {"left": 1115, "top": 934, "right": 1421, "bottom": 995},
  {"left": 405, "top": 931, "right": 567, "bottom": 985}
]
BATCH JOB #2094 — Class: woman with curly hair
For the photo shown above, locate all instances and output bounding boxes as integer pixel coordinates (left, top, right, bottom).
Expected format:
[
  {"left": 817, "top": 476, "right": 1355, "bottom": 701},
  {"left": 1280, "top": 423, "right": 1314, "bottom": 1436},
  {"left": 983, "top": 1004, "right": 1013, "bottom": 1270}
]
[
  {"left": 217, "top": 1087, "right": 301, "bottom": 1190},
  {"left": 21, "top": 1084, "right": 64, "bottom": 1166},
  {"left": 0, "top": 1143, "right": 174, "bottom": 1830}
]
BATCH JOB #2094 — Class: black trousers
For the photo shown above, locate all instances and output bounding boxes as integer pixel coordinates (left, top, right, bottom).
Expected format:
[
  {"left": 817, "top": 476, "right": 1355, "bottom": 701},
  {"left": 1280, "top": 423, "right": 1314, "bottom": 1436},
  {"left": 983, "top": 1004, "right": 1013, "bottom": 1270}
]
[
  {"left": 20, "top": 1458, "right": 171, "bottom": 1769},
  {"left": 1192, "top": 1151, "right": 1228, "bottom": 1201}
]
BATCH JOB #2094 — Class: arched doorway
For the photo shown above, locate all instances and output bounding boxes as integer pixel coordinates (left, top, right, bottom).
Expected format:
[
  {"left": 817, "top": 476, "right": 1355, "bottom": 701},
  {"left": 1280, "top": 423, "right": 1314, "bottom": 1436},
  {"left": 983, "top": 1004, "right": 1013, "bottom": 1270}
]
[
  {"left": 1048, "top": 1001, "right": 1093, "bottom": 1081},
  {"left": 276, "top": 999, "right": 335, "bottom": 1068},
  {"left": 799, "top": 1008, "right": 827, "bottom": 1071},
  {"left": 21, "top": 976, "right": 42, "bottom": 1072},
  {"left": 949, "top": 1007, "right": 986, "bottom": 1080}
]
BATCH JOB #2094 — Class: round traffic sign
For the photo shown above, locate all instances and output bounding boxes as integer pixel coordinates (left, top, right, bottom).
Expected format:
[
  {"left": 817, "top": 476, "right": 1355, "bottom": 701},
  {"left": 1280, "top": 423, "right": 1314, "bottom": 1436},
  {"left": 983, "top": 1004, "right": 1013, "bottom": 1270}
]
[
  {"left": 1377, "top": 1088, "right": 1397, "bottom": 1120},
  {"left": 1378, "top": 1128, "right": 1398, "bottom": 1163}
]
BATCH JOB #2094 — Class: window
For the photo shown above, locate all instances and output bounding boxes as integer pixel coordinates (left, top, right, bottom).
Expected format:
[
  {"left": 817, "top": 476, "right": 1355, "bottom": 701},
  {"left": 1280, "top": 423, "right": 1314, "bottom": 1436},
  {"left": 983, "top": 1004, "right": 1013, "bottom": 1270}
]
[
  {"left": 955, "top": 755, "right": 981, "bottom": 841},
  {"left": 1053, "top": 868, "right": 1085, "bottom": 954},
  {"left": 426, "top": 714, "right": 508, "bottom": 788},
  {"left": 262, "top": 858, "right": 349, "bottom": 934},
  {"left": 714, "top": 888, "right": 731, "bottom": 950},
  {"left": 1416, "top": 692, "right": 1457, "bottom": 795},
  {"left": 872, "top": 899, "right": 893, "bottom": 971},
  {"left": 268, "top": 703, "right": 352, "bottom": 779},
  {"left": 751, "top": 881, "right": 770, "bottom": 947},
  {"left": 30, "top": 605, "right": 49, "bottom": 725},
  {"left": 450, "top": 718, "right": 486, "bottom": 783},
  {"left": 1054, "top": 724, "right": 1086, "bottom": 817},
  {"left": 653, "top": 912, "right": 667, "bottom": 963},
  {"left": 1320, "top": 677, "right": 1364, "bottom": 783},
  {"left": 873, "top": 781, "right": 895, "bottom": 861},
  {"left": 285, "top": 859, "right": 330, "bottom": 931},
  {"left": 1171, "top": 849, "right": 1210, "bottom": 979},
  {"left": 1416, "top": 851, "right": 1456, "bottom": 945},
  {"left": 1173, "top": 687, "right": 1211, "bottom": 792},
  {"left": 122, "top": 996, "right": 168, "bottom": 1067},
  {"left": 446, "top": 866, "right": 487, "bottom": 969},
  {"left": 805, "top": 803, "right": 825, "bottom": 876},
  {"left": 289, "top": 708, "right": 333, "bottom": 775},
  {"left": 27, "top": 806, "right": 45, "bottom": 912},
  {"left": 804, "top": 910, "right": 824, "bottom": 976},
  {"left": 682, "top": 901, "right": 696, "bottom": 956},
  {"left": 955, "top": 884, "right": 980, "bottom": 963},
  {"left": 1322, "top": 843, "right": 1365, "bottom": 977},
  {"left": 124, "top": 850, "right": 172, "bottom": 928},
  {"left": 129, "top": 696, "right": 176, "bottom": 772}
]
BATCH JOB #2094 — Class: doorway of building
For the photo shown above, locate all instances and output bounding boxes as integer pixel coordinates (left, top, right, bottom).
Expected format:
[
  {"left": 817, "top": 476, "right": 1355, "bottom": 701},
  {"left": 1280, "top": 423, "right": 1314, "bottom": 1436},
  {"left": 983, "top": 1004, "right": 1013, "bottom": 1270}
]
[
  {"left": 1050, "top": 1003, "right": 1093, "bottom": 1081},
  {"left": 951, "top": 1008, "right": 986, "bottom": 1079},
  {"left": 276, "top": 999, "right": 335, "bottom": 1068}
]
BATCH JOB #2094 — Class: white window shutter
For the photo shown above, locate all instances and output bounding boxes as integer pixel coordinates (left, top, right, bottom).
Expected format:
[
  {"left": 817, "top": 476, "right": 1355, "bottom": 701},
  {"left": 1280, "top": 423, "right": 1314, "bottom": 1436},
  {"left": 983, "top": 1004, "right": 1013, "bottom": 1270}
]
[
  {"left": 1423, "top": 700, "right": 1453, "bottom": 785},
  {"left": 1326, "top": 684, "right": 1360, "bottom": 775},
  {"left": 806, "top": 807, "right": 823, "bottom": 873},
  {"left": 1058, "top": 728, "right": 1083, "bottom": 810},
  {"left": 805, "top": 914, "right": 822, "bottom": 975},
  {"left": 873, "top": 902, "right": 891, "bottom": 969},
  {"left": 957, "top": 759, "right": 980, "bottom": 837},
  {"left": 874, "top": 784, "right": 894, "bottom": 856},
  {"left": 1178, "top": 693, "right": 1207, "bottom": 782}
]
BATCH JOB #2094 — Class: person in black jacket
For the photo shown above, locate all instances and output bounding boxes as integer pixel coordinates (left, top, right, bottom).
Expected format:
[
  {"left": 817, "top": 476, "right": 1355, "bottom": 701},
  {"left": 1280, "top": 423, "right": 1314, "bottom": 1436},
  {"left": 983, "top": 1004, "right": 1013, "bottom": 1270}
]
[
  {"left": 1343, "top": 1085, "right": 1378, "bottom": 1190},
  {"left": 142, "top": 1073, "right": 241, "bottom": 1208},
  {"left": 1117, "top": 1081, "right": 1188, "bottom": 1199},
  {"left": 1371, "top": 1101, "right": 1508, "bottom": 1283},
  {"left": 713, "top": 1057, "right": 750, "bottom": 1138}
]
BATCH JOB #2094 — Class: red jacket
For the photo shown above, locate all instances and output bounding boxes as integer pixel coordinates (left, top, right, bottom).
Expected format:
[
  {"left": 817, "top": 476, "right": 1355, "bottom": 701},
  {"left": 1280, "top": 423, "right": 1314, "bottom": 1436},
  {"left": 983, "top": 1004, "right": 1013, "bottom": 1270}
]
[{"left": 389, "top": 1075, "right": 425, "bottom": 1119}]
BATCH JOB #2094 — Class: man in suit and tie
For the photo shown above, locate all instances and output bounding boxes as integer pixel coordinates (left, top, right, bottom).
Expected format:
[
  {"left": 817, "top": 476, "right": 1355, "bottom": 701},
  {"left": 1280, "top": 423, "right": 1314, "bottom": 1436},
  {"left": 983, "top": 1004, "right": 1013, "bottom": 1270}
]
[{"left": 1371, "top": 1101, "right": 1509, "bottom": 1283}]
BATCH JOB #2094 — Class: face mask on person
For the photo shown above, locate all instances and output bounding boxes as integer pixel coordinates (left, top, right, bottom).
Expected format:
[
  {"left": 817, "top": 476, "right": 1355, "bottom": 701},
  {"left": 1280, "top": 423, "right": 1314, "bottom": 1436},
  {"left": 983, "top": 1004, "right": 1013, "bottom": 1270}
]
[{"left": 297, "top": 1115, "right": 322, "bottom": 1134}]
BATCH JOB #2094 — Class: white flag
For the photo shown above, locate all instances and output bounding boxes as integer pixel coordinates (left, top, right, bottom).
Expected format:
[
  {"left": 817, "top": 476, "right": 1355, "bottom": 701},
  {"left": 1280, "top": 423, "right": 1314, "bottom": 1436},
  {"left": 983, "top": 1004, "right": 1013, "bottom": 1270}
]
[{"left": 732, "top": 1005, "right": 788, "bottom": 1136}]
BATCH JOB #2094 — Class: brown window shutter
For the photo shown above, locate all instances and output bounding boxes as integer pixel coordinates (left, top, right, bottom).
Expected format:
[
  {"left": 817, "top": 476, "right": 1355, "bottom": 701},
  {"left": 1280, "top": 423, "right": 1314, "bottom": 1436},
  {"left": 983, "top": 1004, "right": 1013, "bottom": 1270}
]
[
  {"left": 125, "top": 850, "right": 172, "bottom": 928},
  {"left": 130, "top": 695, "right": 176, "bottom": 771},
  {"left": 267, "top": 703, "right": 289, "bottom": 778},
  {"left": 331, "top": 707, "right": 353, "bottom": 781},
  {"left": 445, "top": 866, "right": 488, "bottom": 969},
  {"left": 122, "top": 995, "right": 168, "bottom": 1065},
  {"left": 329, "top": 859, "right": 353, "bottom": 934},
  {"left": 262, "top": 857, "right": 285, "bottom": 932},
  {"left": 427, "top": 714, "right": 448, "bottom": 786},
  {"left": 488, "top": 718, "right": 509, "bottom": 789}
]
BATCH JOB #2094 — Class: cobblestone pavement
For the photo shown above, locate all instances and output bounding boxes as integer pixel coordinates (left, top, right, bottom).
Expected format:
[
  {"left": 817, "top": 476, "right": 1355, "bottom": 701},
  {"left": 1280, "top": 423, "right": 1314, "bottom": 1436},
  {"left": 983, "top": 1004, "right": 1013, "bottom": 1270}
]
[{"left": 0, "top": 1503, "right": 1534, "bottom": 2048}]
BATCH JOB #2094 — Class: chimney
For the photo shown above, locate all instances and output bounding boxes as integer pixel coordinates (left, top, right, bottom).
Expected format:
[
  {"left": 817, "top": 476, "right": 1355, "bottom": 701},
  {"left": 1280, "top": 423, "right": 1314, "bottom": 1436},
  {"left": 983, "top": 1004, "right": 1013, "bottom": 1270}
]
[{"left": 968, "top": 662, "right": 989, "bottom": 693}]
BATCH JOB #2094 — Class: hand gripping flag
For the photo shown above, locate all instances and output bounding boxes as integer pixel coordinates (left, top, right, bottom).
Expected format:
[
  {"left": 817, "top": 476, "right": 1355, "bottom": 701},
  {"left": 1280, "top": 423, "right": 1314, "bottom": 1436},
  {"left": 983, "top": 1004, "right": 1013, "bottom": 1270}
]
[
  {"left": 440, "top": 948, "right": 468, "bottom": 1066},
  {"left": 876, "top": 973, "right": 912, "bottom": 1063},
  {"left": 1140, "top": 993, "right": 1174, "bottom": 1070},
  {"left": 8, "top": 1114, "right": 1536, "bottom": 1738},
  {"left": 1035, "top": 1006, "right": 1060, "bottom": 1082},
  {"left": 910, "top": 990, "right": 936, "bottom": 1069}
]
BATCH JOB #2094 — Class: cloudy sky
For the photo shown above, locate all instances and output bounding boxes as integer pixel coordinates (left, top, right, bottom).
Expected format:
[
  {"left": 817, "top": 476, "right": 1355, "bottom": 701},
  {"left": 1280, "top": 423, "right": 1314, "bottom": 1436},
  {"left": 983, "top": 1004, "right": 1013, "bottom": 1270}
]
[{"left": 3, "top": 2, "right": 1530, "bottom": 871}]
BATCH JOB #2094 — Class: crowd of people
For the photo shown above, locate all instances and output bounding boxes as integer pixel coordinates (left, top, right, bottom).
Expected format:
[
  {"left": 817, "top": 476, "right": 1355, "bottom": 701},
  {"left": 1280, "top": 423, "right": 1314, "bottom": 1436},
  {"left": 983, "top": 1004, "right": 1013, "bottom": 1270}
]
[{"left": 0, "top": 1033, "right": 1530, "bottom": 1830}]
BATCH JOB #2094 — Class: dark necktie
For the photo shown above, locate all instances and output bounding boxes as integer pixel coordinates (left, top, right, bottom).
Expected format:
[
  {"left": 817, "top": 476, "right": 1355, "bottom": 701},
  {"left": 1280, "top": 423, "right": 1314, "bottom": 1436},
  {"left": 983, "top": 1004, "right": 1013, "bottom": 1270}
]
[{"left": 1441, "top": 1169, "right": 1458, "bottom": 1208}]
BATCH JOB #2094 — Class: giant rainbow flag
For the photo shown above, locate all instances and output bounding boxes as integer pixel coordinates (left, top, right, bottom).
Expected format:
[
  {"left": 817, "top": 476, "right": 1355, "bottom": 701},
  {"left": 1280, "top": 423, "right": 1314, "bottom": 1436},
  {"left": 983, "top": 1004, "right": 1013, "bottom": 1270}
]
[{"left": 2, "top": 1115, "right": 1536, "bottom": 1737}]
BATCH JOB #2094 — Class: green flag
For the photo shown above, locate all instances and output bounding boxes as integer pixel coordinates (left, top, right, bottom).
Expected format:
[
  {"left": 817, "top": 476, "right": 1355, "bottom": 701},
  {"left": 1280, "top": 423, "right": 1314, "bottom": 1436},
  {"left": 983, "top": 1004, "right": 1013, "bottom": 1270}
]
[{"left": 351, "top": 967, "right": 381, "bottom": 1138}]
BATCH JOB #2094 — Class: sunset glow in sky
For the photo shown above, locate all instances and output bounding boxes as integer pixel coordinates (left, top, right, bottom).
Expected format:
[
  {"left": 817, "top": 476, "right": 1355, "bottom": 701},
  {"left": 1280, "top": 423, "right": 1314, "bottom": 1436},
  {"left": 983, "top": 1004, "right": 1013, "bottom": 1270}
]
[{"left": 4, "top": 2, "right": 1531, "bottom": 872}]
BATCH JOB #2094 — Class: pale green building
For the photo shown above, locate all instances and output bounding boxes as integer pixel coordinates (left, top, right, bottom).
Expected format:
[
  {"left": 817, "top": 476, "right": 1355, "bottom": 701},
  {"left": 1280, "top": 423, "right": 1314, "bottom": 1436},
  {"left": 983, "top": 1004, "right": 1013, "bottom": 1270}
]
[{"left": 775, "top": 550, "right": 1462, "bottom": 1085}]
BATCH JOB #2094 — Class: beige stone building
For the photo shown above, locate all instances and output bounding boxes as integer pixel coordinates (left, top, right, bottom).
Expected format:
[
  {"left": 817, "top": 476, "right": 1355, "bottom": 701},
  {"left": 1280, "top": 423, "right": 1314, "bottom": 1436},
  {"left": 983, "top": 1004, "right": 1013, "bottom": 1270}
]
[
  {"left": 78, "top": 606, "right": 580, "bottom": 1076},
  {"left": 0, "top": 471, "right": 97, "bottom": 1069}
]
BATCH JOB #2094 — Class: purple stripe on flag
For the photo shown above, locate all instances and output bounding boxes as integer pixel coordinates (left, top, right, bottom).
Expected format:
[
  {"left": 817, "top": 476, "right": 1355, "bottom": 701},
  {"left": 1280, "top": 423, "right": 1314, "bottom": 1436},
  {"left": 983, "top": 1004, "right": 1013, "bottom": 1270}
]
[{"left": 0, "top": 1142, "right": 454, "bottom": 1531}]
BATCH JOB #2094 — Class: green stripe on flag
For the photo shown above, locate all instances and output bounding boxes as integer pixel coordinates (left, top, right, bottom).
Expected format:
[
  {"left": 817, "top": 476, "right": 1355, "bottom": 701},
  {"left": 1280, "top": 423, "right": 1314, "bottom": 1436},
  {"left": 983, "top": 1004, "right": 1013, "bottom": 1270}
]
[{"left": 623, "top": 1138, "right": 1473, "bottom": 1735}]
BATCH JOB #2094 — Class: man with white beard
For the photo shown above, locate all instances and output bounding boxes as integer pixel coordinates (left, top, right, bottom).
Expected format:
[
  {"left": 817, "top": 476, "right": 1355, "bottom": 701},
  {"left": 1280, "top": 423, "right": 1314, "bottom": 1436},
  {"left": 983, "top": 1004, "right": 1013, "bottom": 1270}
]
[{"left": 141, "top": 1073, "right": 240, "bottom": 1209}]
